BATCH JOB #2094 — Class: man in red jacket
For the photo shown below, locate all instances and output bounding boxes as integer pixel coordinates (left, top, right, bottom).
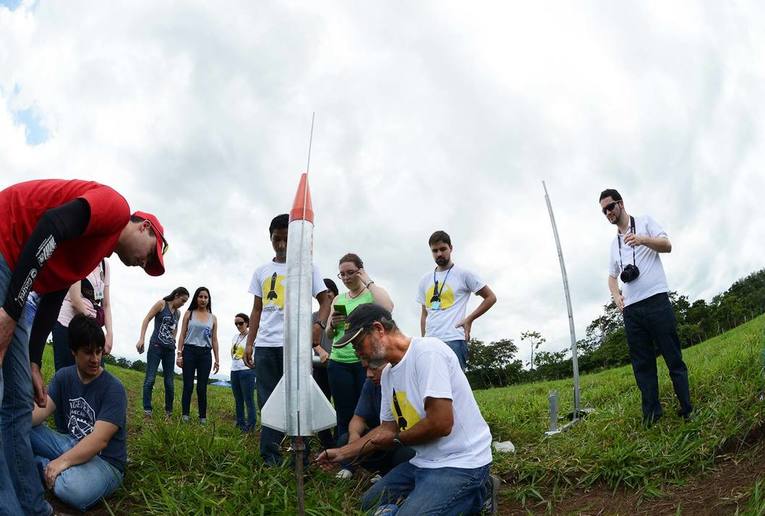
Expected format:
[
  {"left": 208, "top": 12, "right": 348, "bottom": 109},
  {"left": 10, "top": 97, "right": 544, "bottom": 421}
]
[{"left": 0, "top": 179, "right": 167, "bottom": 515}]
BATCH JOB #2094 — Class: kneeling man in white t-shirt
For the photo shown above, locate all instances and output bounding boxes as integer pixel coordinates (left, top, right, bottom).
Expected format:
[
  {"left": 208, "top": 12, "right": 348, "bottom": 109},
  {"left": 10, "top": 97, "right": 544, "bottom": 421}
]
[{"left": 317, "top": 303, "right": 499, "bottom": 515}]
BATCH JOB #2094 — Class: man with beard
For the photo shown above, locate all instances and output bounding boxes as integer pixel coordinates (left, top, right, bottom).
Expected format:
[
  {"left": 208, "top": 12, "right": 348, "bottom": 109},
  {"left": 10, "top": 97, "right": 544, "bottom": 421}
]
[
  {"left": 600, "top": 188, "right": 692, "bottom": 426},
  {"left": 416, "top": 230, "right": 496, "bottom": 370},
  {"left": 316, "top": 304, "right": 499, "bottom": 515}
]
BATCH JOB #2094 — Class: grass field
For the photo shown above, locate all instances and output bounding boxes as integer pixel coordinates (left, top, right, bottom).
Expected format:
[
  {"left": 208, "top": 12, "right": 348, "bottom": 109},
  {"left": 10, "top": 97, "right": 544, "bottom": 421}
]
[{"left": 39, "top": 315, "right": 765, "bottom": 515}]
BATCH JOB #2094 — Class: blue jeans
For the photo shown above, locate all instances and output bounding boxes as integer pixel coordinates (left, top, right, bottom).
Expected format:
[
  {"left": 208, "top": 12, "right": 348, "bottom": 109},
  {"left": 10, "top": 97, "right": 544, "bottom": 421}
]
[
  {"left": 623, "top": 292, "right": 693, "bottom": 421},
  {"left": 181, "top": 346, "right": 212, "bottom": 419},
  {"left": 0, "top": 254, "right": 52, "bottom": 516},
  {"left": 444, "top": 340, "right": 468, "bottom": 370},
  {"left": 30, "top": 425, "right": 123, "bottom": 512},
  {"left": 255, "top": 347, "right": 284, "bottom": 464},
  {"left": 143, "top": 343, "right": 176, "bottom": 413},
  {"left": 231, "top": 368, "right": 257, "bottom": 431},
  {"left": 327, "top": 360, "right": 366, "bottom": 443},
  {"left": 361, "top": 461, "right": 491, "bottom": 515}
]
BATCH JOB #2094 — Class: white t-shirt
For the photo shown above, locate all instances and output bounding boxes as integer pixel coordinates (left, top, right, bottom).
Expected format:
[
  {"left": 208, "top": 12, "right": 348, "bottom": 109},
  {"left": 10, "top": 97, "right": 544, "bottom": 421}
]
[
  {"left": 416, "top": 265, "right": 485, "bottom": 342},
  {"left": 57, "top": 260, "right": 110, "bottom": 327},
  {"left": 230, "top": 332, "right": 249, "bottom": 372},
  {"left": 608, "top": 215, "right": 670, "bottom": 307},
  {"left": 380, "top": 337, "right": 493, "bottom": 469},
  {"left": 248, "top": 260, "right": 324, "bottom": 348}
]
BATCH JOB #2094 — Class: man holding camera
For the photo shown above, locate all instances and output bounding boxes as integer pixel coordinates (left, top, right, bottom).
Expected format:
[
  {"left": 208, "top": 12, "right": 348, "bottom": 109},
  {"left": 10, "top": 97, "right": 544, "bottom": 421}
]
[{"left": 600, "top": 189, "right": 692, "bottom": 426}]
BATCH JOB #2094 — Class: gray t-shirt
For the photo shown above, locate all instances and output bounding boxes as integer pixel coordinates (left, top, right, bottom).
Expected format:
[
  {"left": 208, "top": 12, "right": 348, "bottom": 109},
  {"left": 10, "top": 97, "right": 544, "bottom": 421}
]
[
  {"left": 49, "top": 367, "right": 127, "bottom": 472},
  {"left": 608, "top": 214, "right": 670, "bottom": 307}
]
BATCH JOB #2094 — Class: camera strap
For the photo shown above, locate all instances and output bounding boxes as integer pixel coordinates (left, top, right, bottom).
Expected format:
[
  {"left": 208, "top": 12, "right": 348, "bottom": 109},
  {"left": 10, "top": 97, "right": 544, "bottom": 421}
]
[{"left": 617, "top": 216, "right": 637, "bottom": 272}]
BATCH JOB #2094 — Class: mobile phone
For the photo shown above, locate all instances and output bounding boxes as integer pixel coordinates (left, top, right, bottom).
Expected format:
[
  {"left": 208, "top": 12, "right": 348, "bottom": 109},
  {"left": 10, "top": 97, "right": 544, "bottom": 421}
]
[{"left": 333, "top": 303, "right": 347, "bottom": 316}]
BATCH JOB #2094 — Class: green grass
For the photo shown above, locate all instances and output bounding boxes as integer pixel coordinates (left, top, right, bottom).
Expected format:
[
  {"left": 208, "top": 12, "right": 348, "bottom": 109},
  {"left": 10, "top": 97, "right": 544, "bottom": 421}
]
[
  {"left": 738, "top": 478, "right": 765, "bottom": 516},
  {"left": 475, "top": 315, "right": 765, "bottom": 505},
  {"left": 38, "top": 315, "right": 765, "bottom": 514}
]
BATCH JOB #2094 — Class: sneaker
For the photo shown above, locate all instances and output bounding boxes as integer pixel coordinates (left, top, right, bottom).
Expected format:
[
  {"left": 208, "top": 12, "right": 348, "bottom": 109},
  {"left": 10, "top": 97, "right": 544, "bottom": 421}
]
[
  {"left": 481, "top": 474, "right": 500, "bottom": 514},
  {"left": 677, "top": 409, "right": 694, "bottom": 422},
  {"left": 143, "top": 410, "right": 153, "bottom": 418},
  {"left": 758, "top": 391, "right": 765, "bottom": 402},
  {"left": 370, "top": 473, "right": 383, "bottom": 484},
  {"left": 200, "top": 418, "right": 207, "bottom": 425},
  {"left": 182, "top": 415, "right": 190, "bottom": 423},
  {"left": 335, "top": 468, "right": 353, "bottom": 480}
]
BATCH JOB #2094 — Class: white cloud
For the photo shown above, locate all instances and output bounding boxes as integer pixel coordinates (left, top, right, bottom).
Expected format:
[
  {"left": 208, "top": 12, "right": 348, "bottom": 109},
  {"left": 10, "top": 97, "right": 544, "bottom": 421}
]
[{"left": 1, "top": 0, "right": 763, "bottom": 375}]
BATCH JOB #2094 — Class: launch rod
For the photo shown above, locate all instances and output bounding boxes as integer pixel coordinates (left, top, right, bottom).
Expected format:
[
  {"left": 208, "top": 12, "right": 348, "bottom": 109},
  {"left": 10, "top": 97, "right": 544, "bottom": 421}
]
[
  {"left": 542, "top": 181, "right": 581, "bottom": 418},
  {"left": 294, "top": 113, "right": 315, "bottom": 516}
]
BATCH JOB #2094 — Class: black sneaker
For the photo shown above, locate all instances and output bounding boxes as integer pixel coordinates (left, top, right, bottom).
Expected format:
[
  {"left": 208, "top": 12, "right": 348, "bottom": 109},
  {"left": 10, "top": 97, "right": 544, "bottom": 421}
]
[
  {"left": 481, "top": 474, "right": 500, "bottom": 514},
  {"left": 642, "top": 413, "right": 662, "bottom": 428},
  {"left": 677, "top": 409, "right": 694, "bottom": 421}
]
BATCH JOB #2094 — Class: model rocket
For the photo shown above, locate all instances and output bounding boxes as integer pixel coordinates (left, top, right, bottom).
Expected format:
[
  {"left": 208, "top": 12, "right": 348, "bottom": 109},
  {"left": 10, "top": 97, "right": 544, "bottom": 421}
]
[{"left": 261, "top": 173, "right": 336, "bottom": 436}]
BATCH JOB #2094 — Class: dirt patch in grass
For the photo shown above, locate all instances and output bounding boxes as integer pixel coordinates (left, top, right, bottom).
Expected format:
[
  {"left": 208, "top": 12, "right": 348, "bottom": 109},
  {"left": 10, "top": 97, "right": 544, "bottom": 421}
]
[{"left": 498, "top": 431, "right": 765, "bottom": 515}]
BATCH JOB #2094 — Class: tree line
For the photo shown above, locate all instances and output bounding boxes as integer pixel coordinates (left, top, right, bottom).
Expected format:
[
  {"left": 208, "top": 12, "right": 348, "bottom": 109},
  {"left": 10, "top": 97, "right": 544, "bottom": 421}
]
[{"left": 466, "top": 268, "right": 765, "bottom": 389}]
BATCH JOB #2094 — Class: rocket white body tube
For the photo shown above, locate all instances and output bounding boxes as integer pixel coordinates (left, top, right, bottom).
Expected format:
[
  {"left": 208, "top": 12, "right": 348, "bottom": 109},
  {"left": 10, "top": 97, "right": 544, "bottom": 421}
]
[{"left": 261, "top": 174, "right": 336, "bottom": 436}]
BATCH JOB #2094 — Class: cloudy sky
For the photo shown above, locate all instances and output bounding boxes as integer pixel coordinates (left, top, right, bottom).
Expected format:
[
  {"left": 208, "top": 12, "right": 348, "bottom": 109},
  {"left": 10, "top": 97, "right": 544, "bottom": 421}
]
[{"left": 1, "top": 1, "right": 763, "bottom": 377}]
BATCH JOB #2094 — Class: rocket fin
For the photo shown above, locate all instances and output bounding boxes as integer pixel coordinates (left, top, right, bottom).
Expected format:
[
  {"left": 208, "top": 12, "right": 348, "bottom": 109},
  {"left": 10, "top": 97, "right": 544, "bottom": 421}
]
[
  {"left": 309, "top": 377, "right": 337, "bottom": 432},
  {"left": 261, "top": 377, "right": 287, "bottom": 432}
]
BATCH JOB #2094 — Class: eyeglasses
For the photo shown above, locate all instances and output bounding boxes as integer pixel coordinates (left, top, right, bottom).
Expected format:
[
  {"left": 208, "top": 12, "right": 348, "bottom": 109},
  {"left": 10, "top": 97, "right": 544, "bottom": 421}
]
[
  {"left": 235, "top": 321, "right": 245, "bottom": 326},
  {"left": 602, "top": 201, "right": 620, "bottom": 215},
  {"left": 147, "top": 220, "right": 170, "bottom": 255},
  {"left": 351, "top": 329, "right": 370, "bottom": 351},
  {"left": 337, "top": 269, "right": 359, "bottom": 279}
]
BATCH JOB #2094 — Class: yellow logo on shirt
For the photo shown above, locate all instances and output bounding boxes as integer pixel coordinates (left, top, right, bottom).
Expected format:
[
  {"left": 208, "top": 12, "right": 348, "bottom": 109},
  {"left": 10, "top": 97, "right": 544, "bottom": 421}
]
[
  {"left": 425, "top": 284, "right": 455, "bottom": 311},
  {"left": 390, "top": 390, "right": 421, "bottom": 431},
  {"left": 262, "top": 272, "right": 285, "bottom": 309}
]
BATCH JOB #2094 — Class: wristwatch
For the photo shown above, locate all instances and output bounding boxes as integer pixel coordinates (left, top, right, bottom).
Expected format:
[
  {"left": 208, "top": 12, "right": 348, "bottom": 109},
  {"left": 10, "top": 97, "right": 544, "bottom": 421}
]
[{"left": 393, "top": 431, "right": 402, "bottom": 446}]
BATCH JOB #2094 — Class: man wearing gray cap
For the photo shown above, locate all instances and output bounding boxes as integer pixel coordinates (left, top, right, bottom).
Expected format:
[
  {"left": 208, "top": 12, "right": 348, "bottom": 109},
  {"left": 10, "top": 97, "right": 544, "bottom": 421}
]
[{"left": 316, "top": 303, "right": 499, "bottom": 515}]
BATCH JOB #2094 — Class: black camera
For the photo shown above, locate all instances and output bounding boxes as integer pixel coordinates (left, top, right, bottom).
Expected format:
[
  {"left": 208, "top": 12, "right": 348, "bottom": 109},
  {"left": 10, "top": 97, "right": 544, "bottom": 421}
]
[{"left": 620, "top": 264, "right": 640, "bottom": 283}]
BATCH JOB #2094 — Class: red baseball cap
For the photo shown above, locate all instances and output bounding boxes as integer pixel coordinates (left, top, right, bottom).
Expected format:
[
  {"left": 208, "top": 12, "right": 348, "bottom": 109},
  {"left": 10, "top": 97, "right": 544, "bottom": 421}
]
[{"left": 132, "top": 211, "right": 167, "bottom": 276}]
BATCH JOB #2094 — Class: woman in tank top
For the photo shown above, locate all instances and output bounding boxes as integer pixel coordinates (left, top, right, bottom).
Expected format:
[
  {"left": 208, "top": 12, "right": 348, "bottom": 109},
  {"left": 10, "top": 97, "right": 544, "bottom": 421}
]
[
  {"left": 136, "top": 286, "right": 189, "bottom": 417},
  {"left": 325, "top": 253, "right": 394, "bottom": 475},
  {"left": 176, "top": 287, "right": 220, "bottom": 424}
]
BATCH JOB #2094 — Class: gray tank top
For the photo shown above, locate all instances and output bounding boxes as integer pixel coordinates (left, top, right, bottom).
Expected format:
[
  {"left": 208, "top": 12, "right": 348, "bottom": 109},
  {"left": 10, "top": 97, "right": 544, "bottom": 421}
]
[
  {"left": 184, "top": 311, "right": 213, "bottom": 348},
  {"left": 149, "top": 302, "right": 180, "bottom": 348}
]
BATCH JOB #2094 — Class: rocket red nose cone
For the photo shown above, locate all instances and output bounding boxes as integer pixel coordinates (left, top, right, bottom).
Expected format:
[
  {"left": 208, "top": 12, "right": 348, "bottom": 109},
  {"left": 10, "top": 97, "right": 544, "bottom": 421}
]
[{"left": 289, "top": 173, "right": 314, "bottom": 223}]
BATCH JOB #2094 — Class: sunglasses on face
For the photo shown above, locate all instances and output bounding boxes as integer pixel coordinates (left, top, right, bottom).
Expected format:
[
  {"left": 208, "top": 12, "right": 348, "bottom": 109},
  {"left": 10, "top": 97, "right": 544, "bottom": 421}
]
[
  {"left": 146, "top": 221, "right": 170, "bottom": 255},
  {"left": 602, "top": 201, "right": 620, "bottom": 215},
  {"left": 337, "top": 269, "right": 359, "bottom": 279},
  {"left": 235, "top": 321, "right": 245, "bottom": 326}
]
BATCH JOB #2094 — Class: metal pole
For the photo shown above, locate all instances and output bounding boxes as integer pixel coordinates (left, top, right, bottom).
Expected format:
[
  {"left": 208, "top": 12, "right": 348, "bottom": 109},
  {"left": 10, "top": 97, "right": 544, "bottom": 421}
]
[
  {"left": 545, "top": 390, "right": 560, "bottom": 435},
  {"left": 542, "top": 181, "right": 580, "bottom": 418},
  {"left": 295, "top": 436, "right": 305, "bottom": 516}
]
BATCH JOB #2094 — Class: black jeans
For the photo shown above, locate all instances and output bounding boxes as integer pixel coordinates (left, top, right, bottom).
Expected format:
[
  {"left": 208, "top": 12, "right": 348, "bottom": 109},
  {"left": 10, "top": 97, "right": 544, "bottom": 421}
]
[
  {"left": 327, "top": 360, "right": 366, "bottom": 443},
  {"left": 181, "top": 346, "right": 212, "bottom": 419},
  {"left": 312, "top": 365, "right": 335, "bottom": 449},
  {"left": 623, "top": 293, "right": 692, "bottom": 421},
  {"left": 255, "top": 347, "right": 284, "bottom": 464}
]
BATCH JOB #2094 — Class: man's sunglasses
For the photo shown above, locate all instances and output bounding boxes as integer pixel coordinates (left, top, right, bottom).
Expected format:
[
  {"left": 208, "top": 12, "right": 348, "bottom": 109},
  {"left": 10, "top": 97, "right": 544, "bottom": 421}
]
[
  {"left": 235, "top": 321, "right": 246, "bottom": 326},
  {"left": 602, "top": 201, "right": 620, "bottom": 215},
  {"left": 147, "top": 221, "right": 170, "bottom": 255}
]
